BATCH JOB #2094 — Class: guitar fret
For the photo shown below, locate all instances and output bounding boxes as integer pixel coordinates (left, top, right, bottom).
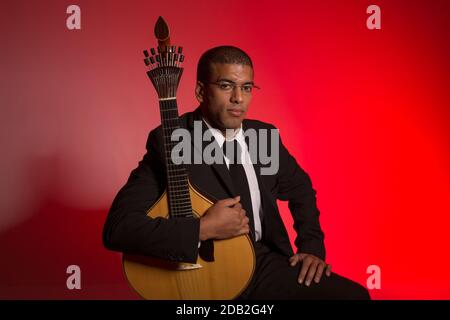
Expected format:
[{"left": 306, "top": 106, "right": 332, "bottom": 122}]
[
  {"left": 168, "top": 191, "right": 189, "bottom": 195},
  {"left": 168, "top": 193, "right": 189, "bottom": 197},
  {"left": 169, "top": 192, "right": 191, "bottom": 203},
  {"left": 169, "top": 200, "right": 192, "bottom": 205},
  {"left": 168, "top": 195, "right": 191, "bottom": 199},
  {"left": 170, "top": 204, "right": 192, "bottom": 209},
  {"left": 162, "top": 122, "right": 179, "bottom": 127},
  {"left": 161, "top": 112, "right": 179, "bottom": 116},
  {"left": 167, "top": 171, "right": 187, "bottom": 174},
  {"left": 167, "top": 185, "right": 189, "bottom": 190},
  {"left": 167, "top": 177, "right": 188, "bottom": 181},
  {"left": 171, "top": 204, "right": 192, "bottom": 209},
  {"left": 167, "top": 180, "right": 188, "bottom": 185},
  {"left": 161, "top": 109, "right": 179, "bottom": 114},
  {"left": 167, "top": 174, "right": 188, "bottom": 177},
  {"left": 162, "top": 118, "right": 179, "bottom": 122},
  {"left": 167, "top": 178, "right": 188, "bottom": 181},
  {"left": 167, "top": 181, "right": 188, "bottom": 186},
  {"left": 167, "top": 173, "right": 187, "bottom": 178},
  {"left": 167, "top": 183, "right": 188, "bottom": 187},
  {"left": 169, "top": 196, "right": 191, "bottom": 201},
  {"left": 161, "top": 107, "right": 178, "bottom": 111},
  {"left": 167, "top": 168, "right": 186, "bottom": 171},
  {"left": 166, "top": 167, "right": 186, "bottom": 172},
  {"left": 169, "top": 201, "right": 193, "bottom": 205},
  {"left": 167, "top": 181, "right": 188, "bottom": 185},
  {"left": 169, "top": 186, "right": 188, "bottom": 191},
  {"left": 167, "top": 175, "right": 187, "bottom": 180},
  {"left": 167, "top": 174, "right": 188, "bottom": 179}
]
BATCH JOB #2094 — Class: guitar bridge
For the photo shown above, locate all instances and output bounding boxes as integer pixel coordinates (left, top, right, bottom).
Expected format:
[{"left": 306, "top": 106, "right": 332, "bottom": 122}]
[{"left": 176, "top": 263, "right": 203, "bottom": 270}]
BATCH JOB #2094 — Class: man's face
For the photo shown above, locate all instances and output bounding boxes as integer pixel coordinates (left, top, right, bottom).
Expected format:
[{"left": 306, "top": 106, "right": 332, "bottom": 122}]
[{"left": 196, "top": 63, "right": 254, "bottom": 132}]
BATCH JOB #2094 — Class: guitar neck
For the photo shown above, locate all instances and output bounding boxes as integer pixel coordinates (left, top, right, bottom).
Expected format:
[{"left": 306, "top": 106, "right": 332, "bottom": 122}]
[{"left": 159, "top": 98, "right": 193, "bottom": 218}]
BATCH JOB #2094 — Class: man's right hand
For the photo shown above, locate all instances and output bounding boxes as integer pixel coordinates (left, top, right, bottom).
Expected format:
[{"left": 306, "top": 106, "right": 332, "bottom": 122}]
[{"left": 199, "top": 196, "right": 249, "bottom": 241}]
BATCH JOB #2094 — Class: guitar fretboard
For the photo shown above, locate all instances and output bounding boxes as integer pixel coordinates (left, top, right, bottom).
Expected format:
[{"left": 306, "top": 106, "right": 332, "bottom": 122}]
[{"left": 160, "top": 98, "right": 193, "bottom": 218}]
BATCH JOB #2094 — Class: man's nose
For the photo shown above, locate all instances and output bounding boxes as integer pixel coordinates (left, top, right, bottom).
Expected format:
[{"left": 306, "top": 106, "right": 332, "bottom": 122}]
[{"left": 230, "top": 86, "right": 243, "bottom": 104}]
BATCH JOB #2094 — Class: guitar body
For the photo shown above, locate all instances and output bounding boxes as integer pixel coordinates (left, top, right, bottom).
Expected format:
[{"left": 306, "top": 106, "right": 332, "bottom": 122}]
[{"left": 123, "top": 180, "right": 256, "bottom": 300}]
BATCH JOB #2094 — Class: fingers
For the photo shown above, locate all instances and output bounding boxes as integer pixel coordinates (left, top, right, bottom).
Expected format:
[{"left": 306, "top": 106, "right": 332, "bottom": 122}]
[
  {"left": 313, "top": 262, "right": 325, "bottom": 284},
  {"left": 326, "top": 264, "right": 332, "bottom": 277},
  {"left": 295, "top": 254, "right": 329, "bottom": 286},
  {"left": 232, "top": 203, "right": 245, "bottom": 219},
  {"left": 289, "top": 254, "right": 301, "bottom": 267},
  {"left": 240, "top": 224, "right": 250, "bottom": 235},
  {"left": 233, "top": 212, "right": 249, "bottom": 237},
  {"left": 218, "top": 196, "right": 240, "bottom": 207},
  {"left": 238, "top": 216, "right": 249, "bottom": 235},
  {"left": 297, "top": 256, "right": 312, "bottom": 284},
  {"left": 232, "top": 202, "right": 242, "bottom": 211},
  {"left": 304, "top": 260, "right": 320, "bottom": 286},
  {"left": 235, "top": 220, "right": 249, "bottom": 236}
]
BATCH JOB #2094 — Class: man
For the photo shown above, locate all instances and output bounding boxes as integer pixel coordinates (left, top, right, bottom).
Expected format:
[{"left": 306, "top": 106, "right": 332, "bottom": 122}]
[{"left": 103, "top": 46, "right": 370, "bottom": 299}]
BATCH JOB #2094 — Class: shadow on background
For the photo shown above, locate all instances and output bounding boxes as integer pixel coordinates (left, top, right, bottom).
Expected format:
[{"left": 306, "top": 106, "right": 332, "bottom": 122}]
[{"left": 0, "top": 156, "right": 138, "bottom": 299}]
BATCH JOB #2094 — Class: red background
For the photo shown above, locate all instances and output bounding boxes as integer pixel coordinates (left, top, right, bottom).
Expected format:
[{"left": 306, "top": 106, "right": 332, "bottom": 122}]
[{"left": 1, "top": 0, "right": 449, "bottom": 299}]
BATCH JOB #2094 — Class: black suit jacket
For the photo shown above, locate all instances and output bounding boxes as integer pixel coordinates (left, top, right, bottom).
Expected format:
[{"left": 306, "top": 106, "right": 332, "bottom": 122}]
[{"left": 103, "top": 107, "right": 325, "bottom": 263}]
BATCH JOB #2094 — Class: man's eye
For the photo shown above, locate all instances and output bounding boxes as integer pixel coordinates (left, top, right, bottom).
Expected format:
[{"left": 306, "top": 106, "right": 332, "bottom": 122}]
[
  {"left": 242, "top": 85, "right": 253, "bottom": 92},
  {"left": 219, "top": 83, "right": 232, "bottom": 90}
]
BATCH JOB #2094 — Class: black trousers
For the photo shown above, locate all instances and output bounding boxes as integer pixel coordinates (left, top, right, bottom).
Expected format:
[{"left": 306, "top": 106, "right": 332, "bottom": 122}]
[{"left": 237, "top": 242, "right": 371, "bottom": 300}]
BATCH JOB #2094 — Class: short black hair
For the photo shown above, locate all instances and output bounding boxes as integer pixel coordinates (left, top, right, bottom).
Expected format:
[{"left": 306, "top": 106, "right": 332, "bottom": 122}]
[{"left": 196, "top": 46, "right": 253, "bottom": 83}]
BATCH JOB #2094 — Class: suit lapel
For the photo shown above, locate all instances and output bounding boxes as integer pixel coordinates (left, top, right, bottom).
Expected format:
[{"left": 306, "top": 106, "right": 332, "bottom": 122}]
[{"left": 187, "top": 108, "right": 236, "bottom": 198}]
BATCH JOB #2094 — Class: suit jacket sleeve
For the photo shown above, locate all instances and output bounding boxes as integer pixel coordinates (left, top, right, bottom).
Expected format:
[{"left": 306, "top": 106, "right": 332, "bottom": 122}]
[
  {"left": 102, "top": 128, "right": 200, "bottom": 263},
  {"left": 276, "top": 131, "right": 326, "bottom": 260}
]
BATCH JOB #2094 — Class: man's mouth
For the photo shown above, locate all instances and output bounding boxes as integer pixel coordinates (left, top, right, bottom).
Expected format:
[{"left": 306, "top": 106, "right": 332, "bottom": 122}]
[{"left": 228, "top": 109, "right": 244, "bottom": 117}]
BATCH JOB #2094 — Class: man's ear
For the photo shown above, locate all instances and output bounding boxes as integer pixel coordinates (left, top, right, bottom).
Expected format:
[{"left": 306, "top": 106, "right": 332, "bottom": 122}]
[{"left": 195, "top": 81, "right": 205, "bottom": 103}]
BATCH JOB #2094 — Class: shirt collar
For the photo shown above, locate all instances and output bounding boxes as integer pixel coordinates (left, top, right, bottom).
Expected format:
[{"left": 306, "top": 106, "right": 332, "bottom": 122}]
[{"left": 202, "top": 117, "right": 244, "bottom": 148}]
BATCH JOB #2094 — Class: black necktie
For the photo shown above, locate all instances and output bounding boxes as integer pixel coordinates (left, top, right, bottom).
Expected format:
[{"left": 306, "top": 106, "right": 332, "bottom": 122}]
[{"left": 222, "top": 139, "right": 255, "bottom": 242}]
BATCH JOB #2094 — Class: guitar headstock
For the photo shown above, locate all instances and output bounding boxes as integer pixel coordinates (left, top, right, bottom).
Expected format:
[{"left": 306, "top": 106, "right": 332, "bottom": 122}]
[{"left": 143, "top": 16, "right": 184, "bottom": 100}]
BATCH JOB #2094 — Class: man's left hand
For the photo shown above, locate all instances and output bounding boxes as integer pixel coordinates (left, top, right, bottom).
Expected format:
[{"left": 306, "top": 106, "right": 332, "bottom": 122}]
[{"left": 289, "top": 253, "right": 332, "bottom": 286}]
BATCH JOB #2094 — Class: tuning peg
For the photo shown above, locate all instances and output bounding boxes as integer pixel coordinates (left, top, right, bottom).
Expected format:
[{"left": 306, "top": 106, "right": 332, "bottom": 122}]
[
  {"left": 179, "top": 55, "right": 184, "bottom": 62},
  {"left": 150, "top": 48, "right": 156, "bottom": 55},
  {"left": 144, "top": 57, "right": 150, "bottom": 66},
  {"left": 150, "top": 56, "right": 155, "bottom": 64},
  {"left": 143, "top": 50, "right": 149, "bottom": 57},
  {"left": 178, "top": 47, "right": 183, "bottom": 54}
]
